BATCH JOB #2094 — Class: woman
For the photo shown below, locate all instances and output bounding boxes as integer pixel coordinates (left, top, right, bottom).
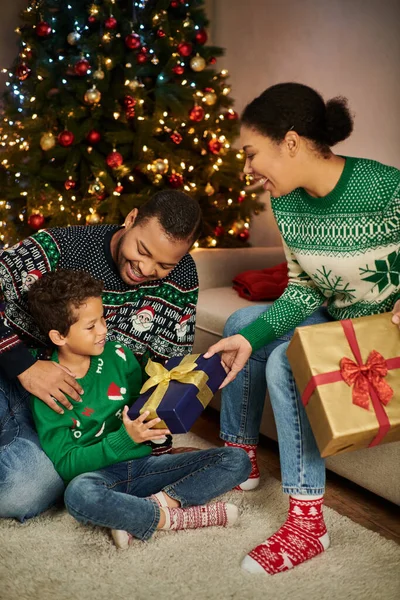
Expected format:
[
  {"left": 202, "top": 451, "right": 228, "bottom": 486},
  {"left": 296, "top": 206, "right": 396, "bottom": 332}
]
[{"left": 205, "top": 82, "right": 400, "bottom": 575}]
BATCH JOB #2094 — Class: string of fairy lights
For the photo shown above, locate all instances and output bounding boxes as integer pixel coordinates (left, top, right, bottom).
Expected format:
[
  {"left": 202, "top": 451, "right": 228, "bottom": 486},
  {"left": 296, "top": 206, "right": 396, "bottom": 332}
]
[{"left": 0, "top": 0, "right": 259, "bottom": 248}]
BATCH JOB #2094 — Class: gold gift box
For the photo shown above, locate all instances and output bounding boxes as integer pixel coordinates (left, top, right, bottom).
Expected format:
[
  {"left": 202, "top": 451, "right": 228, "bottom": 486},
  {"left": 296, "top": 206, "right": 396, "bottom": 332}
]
[{"left": 286, "top": 313, "right": 400, "bottom": 457}]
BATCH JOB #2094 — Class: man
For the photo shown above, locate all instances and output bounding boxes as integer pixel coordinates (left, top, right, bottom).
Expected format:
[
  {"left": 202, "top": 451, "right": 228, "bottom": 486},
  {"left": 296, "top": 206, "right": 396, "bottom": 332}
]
[{"left": 0, "top": 190, "right": 202, "bottom": 521}]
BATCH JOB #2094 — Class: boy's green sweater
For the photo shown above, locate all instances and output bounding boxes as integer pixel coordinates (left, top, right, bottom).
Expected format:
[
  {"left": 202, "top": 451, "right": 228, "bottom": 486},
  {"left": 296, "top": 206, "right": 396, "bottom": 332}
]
[
  {"left": 241, "top": 157, "right": 400, "bottom": 351},
  {"left": 31, "top": 341, "right": 151, "bottom": 483}
]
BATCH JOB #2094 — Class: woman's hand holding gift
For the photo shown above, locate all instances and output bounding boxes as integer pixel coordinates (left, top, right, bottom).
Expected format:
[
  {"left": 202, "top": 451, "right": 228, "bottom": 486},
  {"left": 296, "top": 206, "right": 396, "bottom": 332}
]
[{"left": 204, "top": 334, "right": 253, "bottom": 389}]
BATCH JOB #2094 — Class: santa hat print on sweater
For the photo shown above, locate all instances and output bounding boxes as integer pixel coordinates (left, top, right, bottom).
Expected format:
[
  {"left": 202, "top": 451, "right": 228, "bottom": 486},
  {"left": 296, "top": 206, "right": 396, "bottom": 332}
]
[
  {"left": 107, "top": 382, "right": 127, "bottom": 401},
  {"left": 115, "top": 344, "right": 127, "bottom": 361}
]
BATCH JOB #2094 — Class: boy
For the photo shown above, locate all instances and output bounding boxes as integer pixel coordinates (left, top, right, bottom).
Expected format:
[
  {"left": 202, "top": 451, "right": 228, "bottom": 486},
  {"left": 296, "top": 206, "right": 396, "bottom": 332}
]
[{"left": 29, "top": 269, "right": 251, "bottom": 548}]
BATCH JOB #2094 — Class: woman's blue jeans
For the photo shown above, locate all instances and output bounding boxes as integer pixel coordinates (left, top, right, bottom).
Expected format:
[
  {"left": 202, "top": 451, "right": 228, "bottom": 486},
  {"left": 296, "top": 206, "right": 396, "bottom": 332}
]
[
  {"left": 64, "top": 446, "right": 251, "bottom": 540},
  {"left": 0, "top": 375, "right": 64, "bottom": 521},
  {"left": 220, "top": 305, "right": 332, "bottom": 495}
]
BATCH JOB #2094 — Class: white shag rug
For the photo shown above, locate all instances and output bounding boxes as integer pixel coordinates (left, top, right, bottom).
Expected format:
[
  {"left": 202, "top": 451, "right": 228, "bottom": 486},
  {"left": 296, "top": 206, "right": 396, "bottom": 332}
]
[{"left": 0, "top": 433, "right": 399, "bottom": 600}]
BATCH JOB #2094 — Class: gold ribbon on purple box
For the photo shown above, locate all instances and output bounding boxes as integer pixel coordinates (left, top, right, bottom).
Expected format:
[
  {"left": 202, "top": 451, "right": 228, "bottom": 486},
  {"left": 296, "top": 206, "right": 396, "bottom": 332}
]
[{"left": 138, "top": 354, "right": 213, "bottom": 428}]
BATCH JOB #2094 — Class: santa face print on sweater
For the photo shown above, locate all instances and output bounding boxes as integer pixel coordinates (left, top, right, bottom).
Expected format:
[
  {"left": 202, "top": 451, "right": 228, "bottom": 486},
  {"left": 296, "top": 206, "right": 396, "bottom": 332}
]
[
  {"left": 22, "top": 269, "right": 43, "bottom": 292},
  {"left": 175, "top": 314, "right": 190, "bottom": 339},
  {"left": 131, "top": 305, "right": 155, "bottom": 333}
]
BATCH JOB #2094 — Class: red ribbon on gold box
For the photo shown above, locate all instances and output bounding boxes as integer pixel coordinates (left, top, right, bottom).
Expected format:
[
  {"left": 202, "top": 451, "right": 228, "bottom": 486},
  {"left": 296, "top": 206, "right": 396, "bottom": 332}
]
[{"left": 286, "top": 313, "right": 400, "bottom": 457}]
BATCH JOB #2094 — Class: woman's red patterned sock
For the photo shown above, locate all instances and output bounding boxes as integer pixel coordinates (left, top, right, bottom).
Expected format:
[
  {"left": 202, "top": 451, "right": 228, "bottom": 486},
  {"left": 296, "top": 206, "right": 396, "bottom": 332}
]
[
  {"left": 225, "top": 442, "right": 260, "bottom": 490},
  {"left": 160, "top": 502, "right": 238, "bottom": 530},
  {"left": 242, "top": 496, "right": 330, "bottom": 574}
]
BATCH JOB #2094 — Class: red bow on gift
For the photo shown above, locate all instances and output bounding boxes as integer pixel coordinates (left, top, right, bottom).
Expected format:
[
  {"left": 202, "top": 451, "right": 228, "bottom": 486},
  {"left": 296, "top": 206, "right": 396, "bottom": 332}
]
[{"left": 340, "top": 350, "right": 394, "bottom": 410}]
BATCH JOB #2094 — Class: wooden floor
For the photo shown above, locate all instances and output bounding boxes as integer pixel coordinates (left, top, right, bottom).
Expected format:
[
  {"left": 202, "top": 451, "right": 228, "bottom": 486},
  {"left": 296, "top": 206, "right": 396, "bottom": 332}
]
[{"left": 191, "top": 408, "right": 400, "bottom": 544}]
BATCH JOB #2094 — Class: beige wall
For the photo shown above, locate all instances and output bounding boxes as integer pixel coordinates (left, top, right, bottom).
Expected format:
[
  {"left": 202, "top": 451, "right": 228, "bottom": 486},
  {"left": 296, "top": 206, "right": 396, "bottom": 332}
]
[{"left": 208, "top": 0, "right": 400, "bottom": 245}]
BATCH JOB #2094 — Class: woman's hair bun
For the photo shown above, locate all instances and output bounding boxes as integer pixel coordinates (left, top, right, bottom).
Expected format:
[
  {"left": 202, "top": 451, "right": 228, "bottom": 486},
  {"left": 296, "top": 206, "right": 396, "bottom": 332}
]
[{"left": 324, "top": 97, "right": 354, "bottom": 146}]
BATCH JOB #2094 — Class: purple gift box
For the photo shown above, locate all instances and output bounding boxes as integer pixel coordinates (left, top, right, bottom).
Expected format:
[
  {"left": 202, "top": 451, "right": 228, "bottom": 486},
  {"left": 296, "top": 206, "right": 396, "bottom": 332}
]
[{"left": 128, "top": 353, "right": 226, "bottom": 434}]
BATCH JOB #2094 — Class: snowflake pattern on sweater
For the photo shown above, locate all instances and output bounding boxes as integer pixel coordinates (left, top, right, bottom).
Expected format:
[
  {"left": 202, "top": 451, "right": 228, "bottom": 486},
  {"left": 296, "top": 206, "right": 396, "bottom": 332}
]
[{"left": 0, "top": 224, "right": 199, "bottom": 378}]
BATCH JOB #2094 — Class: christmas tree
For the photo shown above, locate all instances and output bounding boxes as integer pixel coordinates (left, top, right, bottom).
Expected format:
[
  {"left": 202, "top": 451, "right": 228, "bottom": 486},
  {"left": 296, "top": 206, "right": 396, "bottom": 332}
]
[{"left": 0, "top": 0, "right": 263, "bottom": 249}]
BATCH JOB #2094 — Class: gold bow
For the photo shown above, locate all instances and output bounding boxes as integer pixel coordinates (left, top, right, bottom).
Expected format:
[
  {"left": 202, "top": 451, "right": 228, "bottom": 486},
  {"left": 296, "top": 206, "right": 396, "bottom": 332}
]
[{"left": 139, "top": 354, "right": 213, "bottom": 428}]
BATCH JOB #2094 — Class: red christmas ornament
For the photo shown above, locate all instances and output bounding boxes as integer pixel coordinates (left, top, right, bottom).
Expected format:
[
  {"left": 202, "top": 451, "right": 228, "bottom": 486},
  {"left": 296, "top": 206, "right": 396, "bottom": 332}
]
[
  {"left": 170, "top": 0, "right": 184, "bottom": 7},
  {"left": 177, "top": 42, "right": 193, "bottom": 57},
  {"left": 123, "top": 95, "right": 137, "bottom": 108},
  {"left": 189, "top": 105, "right": 205, "bottom": 122},
  {"left": 170, "top": 132, "right": 183, "bottom": 145},
  {"left": 58, "top": 130, "right": 75, "bottom": 147},
  {"left": 172, "top": 65, "right": 185, "bottom": 75},
  {"left": 168, "top": 173, "right": 184, "bottom": 188},
  {"left": 86, "top": 129, "right": 101, "bottom": 144},
  {"left": 104, "top": 16, "right": 117, "bottom": 29},
  {"left": 136, "top": 52, "right": 148, "bottom": 64},
  {"left": 208, "top": 139, "right": 222, "bottom": 155},
  {"left": 88, "top": 15, "right": 97, "bottom": 24},
  {"left": 238, "top": 194, "right": 246, "bottom": 204},
  {"left": 204, "top": 87, "right": 214, "bottom": 93},
  {"left": 64, "top": 179, "right": 76, "bottom": 191},
  {"left": 114, "top": 184, "right": 124, "bottom": 193},
  {"left": 36, "top": 21, "right": 52, "bottom": 37},
  {"left": 195, "top": 29, "right": 208, "bottom": 45},
  {"left": 226, "top": 110, "right": 239, "bottom": 120},
  {"left": 16, "top": 63, "right": 31, "bottom": 81},
  {"left": 106, "top": 151, "right": 123, "bottom": 169},
  {"left": 214, "top": 225, "right": 225, "bottom": 237},
  {"left": 74, "top": 59, "right": 91, "bottom": 76},
  {"left": 28, "top": 213, "right": 45, "bottom": 231},
  {"left": 23, "top": 48, "right": 33, "bottom": 60},
  {"left": 126, "top": 107, "right": 136, "bottom": 119},
  {"left": 157, "top": 29, "right": 166, "bottom": 38},
  {"left": 238, "top": 229, "right": 250, "bottom": 242},
  {"left": 125, "top": 33, "right": 141, "bottom": 50},
  {"left": 209, "top": 57, "right": 217, "bottom": 65}
]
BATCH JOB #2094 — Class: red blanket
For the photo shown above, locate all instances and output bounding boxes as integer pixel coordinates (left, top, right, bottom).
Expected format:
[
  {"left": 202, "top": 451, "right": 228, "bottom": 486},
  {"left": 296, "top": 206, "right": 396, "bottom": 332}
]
[{"left": 233, "top": 262, "right": 288, "bottom": 301}]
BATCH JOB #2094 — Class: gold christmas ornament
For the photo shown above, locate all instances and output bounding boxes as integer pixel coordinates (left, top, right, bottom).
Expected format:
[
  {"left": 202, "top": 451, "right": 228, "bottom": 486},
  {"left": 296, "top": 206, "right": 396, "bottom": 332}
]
[
  {"left": 67, "top": 31, "right": 81, "bottom": 45},
  {"left": 84, "top": 86, "right": 101, "bottom": 105},
  {"left": 104, "top": 57, "right": 113, "bottom": 70},
  {"left": 190, "top": 54, "right": 206, "bottom": 72},
  {"left": 152, "top": 158, "right": 169, "bottom": 175},
  {"left": 40, "top": 132, "right": 56, "bottom": 151},
  {"left": 203, "top": 91, "right": 217, "bottom": 106},
  {"left": 86, "top": 211, "right": 101, "bottom": 224},
  {"left": 231, "top": 219, "right": 246, "bottom": 234},
  {"left": 205, "top": 182, "right": 215, "bottom": 196},
  {"left": 127, "top": 79, "right": 140, "bottom": 91},
  {"left": 93, "top": 68, "right": 105, "bottom": 80}
]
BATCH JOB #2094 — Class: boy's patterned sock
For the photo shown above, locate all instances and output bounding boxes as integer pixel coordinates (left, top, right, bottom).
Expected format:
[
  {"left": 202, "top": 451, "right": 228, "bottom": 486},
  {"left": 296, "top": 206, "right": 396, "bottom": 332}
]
[{"left": 160, "top": 502, "right": 238, "bottom": 530}]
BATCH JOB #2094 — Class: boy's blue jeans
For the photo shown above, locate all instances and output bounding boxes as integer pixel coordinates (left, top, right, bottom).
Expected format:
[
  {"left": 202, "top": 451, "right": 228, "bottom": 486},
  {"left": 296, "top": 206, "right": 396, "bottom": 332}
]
[
  {"left": 220, "top": 305, "right": 332, "bottom": 495},
  {"left": 65, "top": 447, "right": 251, "bottom": 540},
  {"left": 0, "top": 376, "right": 64, "bottom": 521}
]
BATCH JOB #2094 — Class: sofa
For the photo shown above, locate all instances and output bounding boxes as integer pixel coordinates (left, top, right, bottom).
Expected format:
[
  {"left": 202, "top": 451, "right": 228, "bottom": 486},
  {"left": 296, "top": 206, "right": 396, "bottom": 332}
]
[{"left": 191, "top": 246, "right": 400, "bottom": 505}]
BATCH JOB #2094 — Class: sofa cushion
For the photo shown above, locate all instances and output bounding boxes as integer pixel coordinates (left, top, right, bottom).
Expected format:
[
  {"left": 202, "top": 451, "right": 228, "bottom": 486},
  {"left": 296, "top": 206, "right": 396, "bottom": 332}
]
[{"left": 197, "top": 287, "right": 270, "bottom": 336}]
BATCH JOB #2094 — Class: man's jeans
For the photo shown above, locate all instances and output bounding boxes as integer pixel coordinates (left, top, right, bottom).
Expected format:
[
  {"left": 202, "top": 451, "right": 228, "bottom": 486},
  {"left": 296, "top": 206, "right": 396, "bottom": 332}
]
[
  {"left": 65, "top": 447, "right": 251, "bottom": 540},
  {"left": 220, "top": 305, "right": 332, "bottom": 495},
  {"left": 0, "top": 375, "right": 64, "bottom": 521}
]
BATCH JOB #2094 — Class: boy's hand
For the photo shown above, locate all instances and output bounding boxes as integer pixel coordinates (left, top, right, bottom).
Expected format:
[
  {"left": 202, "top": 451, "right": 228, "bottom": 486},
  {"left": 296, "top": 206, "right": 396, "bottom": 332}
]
[
  {"left": 18, "top": 360, "right": 83, "bottom": 414},
  {"left": 122, "top": 406, "right": 170, "bottom": 444}
]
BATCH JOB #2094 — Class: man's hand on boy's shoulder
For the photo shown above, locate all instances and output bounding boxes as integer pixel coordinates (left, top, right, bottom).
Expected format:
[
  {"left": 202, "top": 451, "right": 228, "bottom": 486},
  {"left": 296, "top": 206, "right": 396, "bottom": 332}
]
[{"left": 18, "top": 361, "right": 83, "bottom": 414}]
